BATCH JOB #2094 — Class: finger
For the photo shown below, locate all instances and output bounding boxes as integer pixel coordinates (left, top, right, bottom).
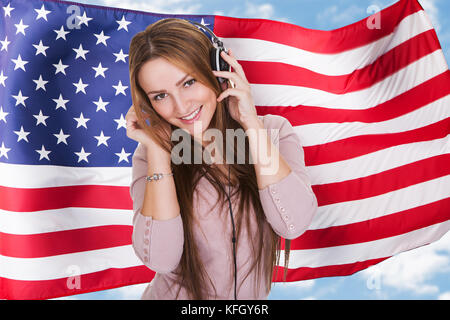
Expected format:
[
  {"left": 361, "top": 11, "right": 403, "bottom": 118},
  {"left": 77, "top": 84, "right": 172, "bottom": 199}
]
[
  {"left": 216, "top": 87, "right": 245, "bottom": 102},
  {"left": 220, "top": 50, "right": 249, "bottom": 83},
  {"left": 213, "top": 70, "right": 247, "bottom": 89}
]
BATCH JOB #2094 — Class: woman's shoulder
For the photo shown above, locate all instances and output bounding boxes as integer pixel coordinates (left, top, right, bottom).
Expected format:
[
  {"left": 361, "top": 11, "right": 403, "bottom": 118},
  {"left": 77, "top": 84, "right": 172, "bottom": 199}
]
[{"left": 257, "top": 114, "right": 290, "bottom": 129}]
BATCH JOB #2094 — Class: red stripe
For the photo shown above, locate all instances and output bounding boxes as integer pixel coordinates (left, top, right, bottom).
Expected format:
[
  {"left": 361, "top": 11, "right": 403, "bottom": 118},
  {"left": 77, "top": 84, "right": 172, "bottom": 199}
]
[
  {"left": 214, "top": 0, "right": 421, "bottom": 54},
  {"left": 0, "top": 185, "right": 132, "bottom": 212},
  {"left": 292, "top": 198, "right": 450, "bottom": 250},
  {"left": 0, "top": 260, "right": 390, "bottom": 299},
  {"left": 313, "top": 154, "right": 449, "bottom": 206},
  {"left": 1, "top": 147, "right": 448, "bottom": 215},
  {"left": 256, "top": 70, "right": 450, "bottom": 125},
  {"left": 243, "top": 30, "right": 442, "bottom": 93},
  {"left": 0, "top": 225, "right": 133, "bottom": 258},
  {"left": 0, "top": 265, "right": 154, "bottom": 300},
  {"left": 272, "top": 257, "right": 390, "bottom": 282},
  {"left": 303, "top": 117, "right": 450, "bottom": 166}
]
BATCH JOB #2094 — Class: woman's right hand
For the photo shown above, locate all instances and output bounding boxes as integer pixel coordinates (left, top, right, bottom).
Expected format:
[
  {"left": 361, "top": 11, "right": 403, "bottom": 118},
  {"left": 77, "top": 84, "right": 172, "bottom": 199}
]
[{"left": 125, "top": 105, "right": 171, "bottom": 154}]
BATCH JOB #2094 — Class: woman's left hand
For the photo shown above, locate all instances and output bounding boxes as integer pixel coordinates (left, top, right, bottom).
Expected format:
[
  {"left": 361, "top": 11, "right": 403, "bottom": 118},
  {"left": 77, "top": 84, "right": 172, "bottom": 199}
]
[{"left": 213, "top": 49, "right": 259, "bottom": 130}]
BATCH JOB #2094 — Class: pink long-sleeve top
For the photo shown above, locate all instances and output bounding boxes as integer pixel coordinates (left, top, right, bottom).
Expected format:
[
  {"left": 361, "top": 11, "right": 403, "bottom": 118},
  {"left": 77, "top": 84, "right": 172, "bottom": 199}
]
[{"left": 130, "top": 114, "right": 318, "bottom": 300}]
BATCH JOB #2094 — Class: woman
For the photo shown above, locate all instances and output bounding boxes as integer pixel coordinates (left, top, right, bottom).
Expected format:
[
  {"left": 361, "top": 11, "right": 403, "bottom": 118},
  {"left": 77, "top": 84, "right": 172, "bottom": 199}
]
[{"left": 126, "top": 18, "right": 318, "bottom": 300}]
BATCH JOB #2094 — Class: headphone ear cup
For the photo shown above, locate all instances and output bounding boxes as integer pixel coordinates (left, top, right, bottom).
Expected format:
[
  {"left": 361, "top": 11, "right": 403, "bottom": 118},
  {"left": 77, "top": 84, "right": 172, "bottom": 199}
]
[
  {"left": 219, "top": 49, "right": 230, "bottom": 72},
  {"left": 210, "top": 48, "right": 229, "bottom": 84}
]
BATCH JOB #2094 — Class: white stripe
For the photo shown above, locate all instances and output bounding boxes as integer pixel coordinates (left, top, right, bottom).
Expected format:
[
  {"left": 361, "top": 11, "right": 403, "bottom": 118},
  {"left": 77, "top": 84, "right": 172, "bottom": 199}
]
[
  {"left": 5, "top": 221, "right": 446, "bottom": 281},
  {"left": 0, "top": 163, "right": 132, "bottom": 188},
  {"left": 0, "top": 207, "right": 133, "bottom": 235},
  {"left": 293, "top": 93, "right": 450, "bottom": 146},
  {"left": 223, "top": 11, "right": 432, "bottom": 76},
  {"left": 306, "top": 135, "right": 450, "bottom": 185},
  {"left": 0, "top": 245, "right": 142, "bottom": 281},
  {"left": 250, "top": 50, "right": 448, "bottom": 108},
  {"left": 279, "top": 220, "right": 450, "bottom": 269},
  {"left": 306, "top": 135, "right": 450, "bottom": 184},
  {"left": 309, "top": 175, "right": 450, "bottom": 229}
]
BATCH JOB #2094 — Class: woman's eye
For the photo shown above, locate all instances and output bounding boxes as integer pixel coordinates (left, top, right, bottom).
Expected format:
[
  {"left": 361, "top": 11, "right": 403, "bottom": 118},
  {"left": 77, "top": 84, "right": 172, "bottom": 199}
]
[
  {"left": 184, "top": 79, "right": 196, "bottom": 87},
  {"left": 152, "top": 79, "right": 195, "bottom": 101},
  {"left": 153, "top": 93, "right": 166, "bottom": 101}
]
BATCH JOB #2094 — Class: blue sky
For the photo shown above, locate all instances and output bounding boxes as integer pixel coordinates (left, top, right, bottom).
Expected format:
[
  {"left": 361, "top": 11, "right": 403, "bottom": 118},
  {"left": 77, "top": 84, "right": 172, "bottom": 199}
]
[{"left": 53, "top": 0, "right": 450, "bottom": 300}]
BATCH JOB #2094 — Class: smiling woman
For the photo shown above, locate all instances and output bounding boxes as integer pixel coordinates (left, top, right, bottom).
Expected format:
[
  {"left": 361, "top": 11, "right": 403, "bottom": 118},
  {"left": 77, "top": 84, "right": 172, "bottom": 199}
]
[
  {"left": 126, "top": 17, "right": 317, "bottom": 300},
  {"left": 137, "top": 56, "right": 217, "bottom": 139}
]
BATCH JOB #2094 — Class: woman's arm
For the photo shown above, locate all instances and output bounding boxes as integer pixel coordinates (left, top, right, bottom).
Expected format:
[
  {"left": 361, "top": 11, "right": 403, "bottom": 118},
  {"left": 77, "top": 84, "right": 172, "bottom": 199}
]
[
  {"left": 130, "top": 143, "right": 184, "bottom": 273},
  {"left": 246, "top": 115, "right": 318, "bottom": 239}
]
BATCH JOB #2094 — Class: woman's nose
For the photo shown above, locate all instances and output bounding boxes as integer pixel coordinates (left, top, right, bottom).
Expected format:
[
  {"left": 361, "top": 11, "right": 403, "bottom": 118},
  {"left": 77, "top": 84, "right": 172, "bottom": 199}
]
[{"left": 172, "top": 94, "right": 191, "bottom": 116}]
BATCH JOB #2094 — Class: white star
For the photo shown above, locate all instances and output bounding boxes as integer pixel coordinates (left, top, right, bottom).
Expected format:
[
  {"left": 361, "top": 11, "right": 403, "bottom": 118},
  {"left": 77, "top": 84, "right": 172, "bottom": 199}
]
[
  {"left": 0, "top": 106, "right": 9, "bottom": 123},
  {"left": 74, "top": 112, "right": 90, "bottom": 129},
  {"left": 33, "top": 110, "right": 49, "bottom": 126},
  {"left": 73, "top": 78, "right": 89, "bottom": 94},
  {"left": 1, "top": 35, "right": 10, "bottom": 52},
  {"left": 13, "top": 126, "right": 30, "bottom": 142},
  {"left": 92, "top": 96, "right": 109, "bottom": 112},
  {"left": 112, "top": 80, "right": 128, "bottom": 96},
  {"left": 15, "top": 19, "right": 29, "bottom": 36},
  {"left": 93, "top": 30, "right": 110, "bottom": 46},
  {"left": 115, "top": 148, "right": 131, "bottom": 163},
  {"left": 53, "top": 94, "right": 69, "bottom": 110},
  {"left": 33, "top": 75, "right": 48, "bottom": 91},
  {"left": 53, "top": 129, "right": 70, "bottom": 145},
  {"left": 0, "top": 70, "right": 7, "bottom": 87},
  {"left": 53, "top": 59, "right": 69, "bottom": 75},
  {"left": 200, "top": 18, "right": 210, "bottom": 27},
  {"left": 33, "top": 40, "right": 49, "bottom": 56},
  {"left": 11, "top": 54, "right": 29, "bottom": 71},
  {"left": 3, "top": 3, "right": 14, "bottom": 17},
  {"left": 194, "top": 18, "right": 211, "bottom": 33},
  {"left": 12, "top": 90, "right": 28, "bottom": 107},
  {"left": 54, "top": 25, "right": 70, "bottom": 40},
  {"left": 75, "top": 147, "right": 91, "bottom": 163},
  {"left": 116, "top": 15, "right": 131, "bottom": 32},
  {"left": 0, "top": 142, "right": 11, "bottom": 159},
  {"left": 114, "top": 113, "right": 127, "bottom": 130},
  {"left": 76, "top": 11, "right": 93, "bottom": 27},
  {"left": 73, "top": 44, "right": 89, "bottom": 60},
  {"left": 35, "top": 145, "right": 51, "bottom": 161},
  {"left": 92, "top": 62, "right": 108, "bottom": 78},
  {"left": 113, "top": 49, "right": 128, "bottom": 63},
  {"left": 94, "top": 131, "right": 111, "bottom": 147},
  {"left": 35, "top": 4, "right": 51, "bottom": 21}
]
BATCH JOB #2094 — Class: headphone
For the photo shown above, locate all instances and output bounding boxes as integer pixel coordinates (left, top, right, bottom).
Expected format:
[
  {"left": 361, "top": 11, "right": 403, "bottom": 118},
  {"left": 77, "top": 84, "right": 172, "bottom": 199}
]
[
  {"left": 190, "top": 20, "right": 238, "bottom": 301},
  {"left": 190, "top": 21, "right": 231, "bottom": 83}
]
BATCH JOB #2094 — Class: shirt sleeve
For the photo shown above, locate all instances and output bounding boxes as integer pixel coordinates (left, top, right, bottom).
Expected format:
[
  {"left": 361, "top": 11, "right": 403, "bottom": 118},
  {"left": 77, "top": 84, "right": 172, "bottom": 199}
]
[
  {"left": 130, "top": 143, "right": 184, "bottom": 274},
  {"left": 258, "top": 115, "right": 318, "bottom": 240}
]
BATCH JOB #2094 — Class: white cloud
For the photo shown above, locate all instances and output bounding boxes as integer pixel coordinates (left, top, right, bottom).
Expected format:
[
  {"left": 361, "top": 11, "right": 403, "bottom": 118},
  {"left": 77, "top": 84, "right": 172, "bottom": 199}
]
[
  {"left": 438, "top": 291, "right": 450, "bottom": 300},
  {"left": 244, "top": 2, "right": 275, "bottom": 19},
  {"left": 418, "top": 0, "right": 441, "bottom": 32},
  {"left": 360, "top": 231, "right": 450, "bottom": 297},
  {"left": 221, "top": 1, "right": 290, "bottom": 23},
  {"left": 98, "top": 0, "right": 202, "bottom": 15},
  {"left": 316, "top": 4, "right": 365, "bottom": 26},
  {"left": 114, "top": 283, "right": 148, "bottom": 299},
  {"left": 276, "top": 279, "right": 315, "bottom": 291}
]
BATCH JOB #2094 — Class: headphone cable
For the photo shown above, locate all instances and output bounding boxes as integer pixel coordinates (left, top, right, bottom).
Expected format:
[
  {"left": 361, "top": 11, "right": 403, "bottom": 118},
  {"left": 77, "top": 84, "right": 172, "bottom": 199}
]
[{"left": 227, "top": 164, "right": 237, "bottom": 300}]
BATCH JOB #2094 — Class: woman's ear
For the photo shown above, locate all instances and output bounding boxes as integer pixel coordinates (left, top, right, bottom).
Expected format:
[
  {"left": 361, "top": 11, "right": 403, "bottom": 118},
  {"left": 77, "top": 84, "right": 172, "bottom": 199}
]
[{"left": 220, "top": 80, "right": 228, "bottom": 91}]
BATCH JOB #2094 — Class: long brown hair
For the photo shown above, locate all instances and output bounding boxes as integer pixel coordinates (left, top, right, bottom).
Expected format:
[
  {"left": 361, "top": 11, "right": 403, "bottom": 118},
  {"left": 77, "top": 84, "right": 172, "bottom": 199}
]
[{"left": 128, "top": 18, "right": 291, "bottom": 299}]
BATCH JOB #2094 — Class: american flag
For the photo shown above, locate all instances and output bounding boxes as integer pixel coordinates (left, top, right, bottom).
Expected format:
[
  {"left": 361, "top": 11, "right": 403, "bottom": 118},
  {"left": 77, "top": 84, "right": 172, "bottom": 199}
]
[{"left": 0, "top": 0, "right": 449, "bottom": 300}]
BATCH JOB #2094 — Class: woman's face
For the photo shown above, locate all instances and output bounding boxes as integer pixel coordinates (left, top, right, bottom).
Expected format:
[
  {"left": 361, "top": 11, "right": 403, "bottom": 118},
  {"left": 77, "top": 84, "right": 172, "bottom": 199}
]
[{"left": 138, "top": 57, "right": 217, "bottom": 141}]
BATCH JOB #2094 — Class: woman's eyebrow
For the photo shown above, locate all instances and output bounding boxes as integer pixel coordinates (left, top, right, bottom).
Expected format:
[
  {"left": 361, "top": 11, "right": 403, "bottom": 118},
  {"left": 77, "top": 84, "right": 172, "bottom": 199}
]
[{"left": 147, "top": 74, "right": 189, "bottom": 95}]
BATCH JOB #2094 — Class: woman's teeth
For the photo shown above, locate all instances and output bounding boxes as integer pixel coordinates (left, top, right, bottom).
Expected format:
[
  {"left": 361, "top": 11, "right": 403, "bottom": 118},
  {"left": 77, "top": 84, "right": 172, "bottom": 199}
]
[{"left": 181, "top": 106, "right": 201, "bottom": 120}]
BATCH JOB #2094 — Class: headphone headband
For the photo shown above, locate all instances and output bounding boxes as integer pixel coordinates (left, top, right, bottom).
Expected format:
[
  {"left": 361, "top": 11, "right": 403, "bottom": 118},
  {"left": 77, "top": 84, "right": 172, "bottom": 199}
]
[{"left": 190, "top": 21, "right": 224, "bottom": 48}]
